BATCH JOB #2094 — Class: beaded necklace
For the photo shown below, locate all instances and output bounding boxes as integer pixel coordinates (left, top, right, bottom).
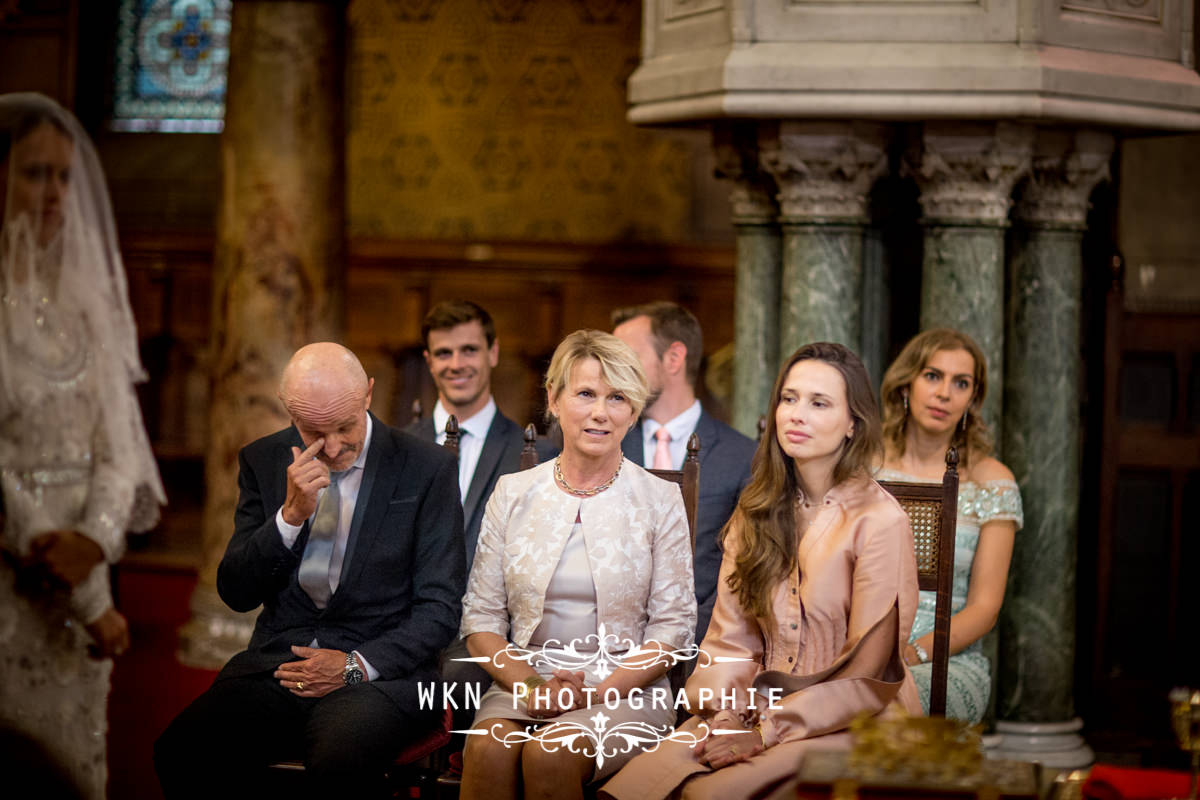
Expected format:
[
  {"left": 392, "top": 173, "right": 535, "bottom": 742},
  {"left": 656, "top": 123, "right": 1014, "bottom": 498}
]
[{"left": 553, "top": 455, "right": 622, "bottom": 497}]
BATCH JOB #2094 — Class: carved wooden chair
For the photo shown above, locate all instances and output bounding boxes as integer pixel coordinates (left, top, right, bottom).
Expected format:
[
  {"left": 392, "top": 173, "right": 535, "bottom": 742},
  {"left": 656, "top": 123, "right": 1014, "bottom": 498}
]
[{"left": 876, "top": 447, "right": 960, "bottom": 717}]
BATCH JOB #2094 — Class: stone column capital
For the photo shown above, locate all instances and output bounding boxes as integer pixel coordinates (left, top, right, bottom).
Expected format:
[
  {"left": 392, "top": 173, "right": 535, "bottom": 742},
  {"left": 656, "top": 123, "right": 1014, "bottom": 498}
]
[
  {"left": 904, "top": 121, "right": 1034, "bottom": 226},
  {"left": 757, "top": 121, "right": 889, "bottom": 224},
  {"left": 1015, "top": 129, "right": 1115, "bottom": 229},
  {"left": 713, "top": 123, "right": 779, "bottom": 224}
]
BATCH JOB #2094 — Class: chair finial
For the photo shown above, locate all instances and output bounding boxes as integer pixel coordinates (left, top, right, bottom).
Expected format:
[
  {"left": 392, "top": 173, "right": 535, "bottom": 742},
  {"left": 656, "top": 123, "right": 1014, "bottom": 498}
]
[
  {"left": 945, "top": 446, "right": 958, "bottom": 473},
  {"left": 520, "top": 423, "right": 540, "bottom": 470},
  {"left": 686, "top": 432, "right": 700, "bottom": 464},
  {"left": 411, "top": 397, "right": 423, "bottom": 424}
]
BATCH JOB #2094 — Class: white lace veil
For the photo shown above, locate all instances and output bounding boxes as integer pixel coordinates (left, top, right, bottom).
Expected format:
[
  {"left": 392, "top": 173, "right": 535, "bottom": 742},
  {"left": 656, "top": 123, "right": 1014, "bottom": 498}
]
[{"left": 0, "top": 92, "right": 165, "bottom": 531}]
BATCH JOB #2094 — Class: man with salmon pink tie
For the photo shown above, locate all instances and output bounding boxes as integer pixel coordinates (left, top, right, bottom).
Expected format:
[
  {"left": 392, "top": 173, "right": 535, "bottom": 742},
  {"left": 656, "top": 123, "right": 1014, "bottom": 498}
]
[{"left": 611, "top": 301, "right": 756, "bottom": 643}]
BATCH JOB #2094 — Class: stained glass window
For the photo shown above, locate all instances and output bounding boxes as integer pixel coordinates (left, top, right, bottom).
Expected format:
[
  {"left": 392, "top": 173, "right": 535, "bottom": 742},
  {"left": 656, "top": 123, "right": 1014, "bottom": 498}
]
[{"left": 111, "top": 0, "right": 231, "bottom": 132}]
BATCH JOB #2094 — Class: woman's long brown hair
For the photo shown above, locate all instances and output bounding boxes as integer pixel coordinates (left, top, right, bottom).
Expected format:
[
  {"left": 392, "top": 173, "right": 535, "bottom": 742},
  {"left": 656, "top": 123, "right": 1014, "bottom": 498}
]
[{"left": 722, "top": 342, "right": 883, "bottom": 620}]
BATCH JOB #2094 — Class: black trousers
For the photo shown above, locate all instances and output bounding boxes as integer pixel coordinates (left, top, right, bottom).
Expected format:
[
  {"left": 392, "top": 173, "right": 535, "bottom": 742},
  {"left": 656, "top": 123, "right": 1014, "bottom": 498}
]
[{"left": 154, "top": 672, "right": 439, "bottom": 800}]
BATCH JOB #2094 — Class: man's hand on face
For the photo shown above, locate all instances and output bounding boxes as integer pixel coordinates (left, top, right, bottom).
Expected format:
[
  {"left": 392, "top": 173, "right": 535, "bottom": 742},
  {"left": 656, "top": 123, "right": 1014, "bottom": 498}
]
[
  {"left": 282, "top": 438, "right": 330, "bottom": 527},
  {"left": 274, "top": 645, "right": 356, "bottom": 698}
]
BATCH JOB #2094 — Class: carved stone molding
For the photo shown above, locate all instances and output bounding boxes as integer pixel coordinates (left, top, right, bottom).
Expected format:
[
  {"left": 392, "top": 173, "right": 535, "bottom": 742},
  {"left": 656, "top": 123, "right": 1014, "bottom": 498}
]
[
  {"left": 1015, "top": 128, "right": 1114, "bottom": 229},
  {"left": 1060, "top": 0, "right": 1162, "bottom": 24},
  {"left": 713, "top": 123, "right": 779, "bottom": 225},
  {"left": 904, "top": 122, "right": 1034, "bottom": 225},
  {"left": 758, "top": 121, "right": 890, "bottom": 224}
]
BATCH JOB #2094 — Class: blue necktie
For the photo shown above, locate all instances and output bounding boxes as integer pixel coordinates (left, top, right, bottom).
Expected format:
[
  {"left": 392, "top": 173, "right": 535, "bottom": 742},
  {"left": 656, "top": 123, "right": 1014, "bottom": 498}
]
[{"left": 298, "top": 471, "right": 343, "bottom": 608}]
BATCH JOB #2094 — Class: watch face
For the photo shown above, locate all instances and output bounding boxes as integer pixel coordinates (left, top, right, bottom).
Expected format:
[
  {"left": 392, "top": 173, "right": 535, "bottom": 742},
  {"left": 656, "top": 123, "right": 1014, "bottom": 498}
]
[{"left": 344, "top": 654, "right": 364, "bottom": 685}]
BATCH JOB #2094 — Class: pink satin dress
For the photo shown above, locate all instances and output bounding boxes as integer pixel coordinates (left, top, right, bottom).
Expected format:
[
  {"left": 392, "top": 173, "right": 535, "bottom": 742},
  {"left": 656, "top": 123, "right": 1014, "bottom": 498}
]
[{"left": 602, "top": 476, "right": 922, "bottom": 800}]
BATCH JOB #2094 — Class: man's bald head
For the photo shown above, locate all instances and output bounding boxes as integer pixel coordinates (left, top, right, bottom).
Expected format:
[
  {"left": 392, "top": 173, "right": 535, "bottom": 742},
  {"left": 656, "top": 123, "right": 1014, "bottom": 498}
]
[{"left": 279, "top": 343, "right": 374, "bottom": 471}]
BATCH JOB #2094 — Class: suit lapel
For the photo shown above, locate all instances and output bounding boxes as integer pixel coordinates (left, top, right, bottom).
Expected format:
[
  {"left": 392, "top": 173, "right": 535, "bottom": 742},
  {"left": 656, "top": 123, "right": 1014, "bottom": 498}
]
[
  {"left": 463, "top": 413, "right": 510, "bottom": 527},
  {"left": 413, "top": 417, "right": 436, "bottom": 443},
  {"left": 622, "top": 419, "right": 645, "bottom": 465},
  {"left": 694, "top": 408, "right": 721, "bottom": 475},
  {"left": 336, "top": 413, "right": 397, "bottom": 592}
]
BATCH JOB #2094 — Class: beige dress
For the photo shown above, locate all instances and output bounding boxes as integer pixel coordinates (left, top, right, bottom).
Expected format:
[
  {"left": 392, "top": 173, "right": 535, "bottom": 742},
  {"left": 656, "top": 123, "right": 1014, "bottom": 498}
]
[
  {"left": 602, "top": 477, "right": 922, "bottom": 800},
  {"left": 460, "top": 460, "right": 696, "bottom": 779}
]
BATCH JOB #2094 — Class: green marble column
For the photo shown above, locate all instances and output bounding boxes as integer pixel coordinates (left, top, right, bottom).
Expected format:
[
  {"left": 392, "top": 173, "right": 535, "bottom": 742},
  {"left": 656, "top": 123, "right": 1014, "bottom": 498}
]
[
  {"left": 1000, "top": 226, "right": 1083, "bottom": 721},
  {"left": 780, "top": 224, "right": 864, "bottom": 355},
  {"left": 732, "top": 222, "right": 781, "bottom": 436},
  {"left": 999, "top": 130, "right": 1113, "bottom": 725},
  {"left": 860, "top": 228, "right": 889, "bottom": 391},
  {"left": 906, "top": 122, "right": 1033, "bottom": 443},
  {"left": 760, "top": 121, "right": 890, "bottom": 360},
  {"left": 714, "top": 125, "right": 781, "bottom": 438}
]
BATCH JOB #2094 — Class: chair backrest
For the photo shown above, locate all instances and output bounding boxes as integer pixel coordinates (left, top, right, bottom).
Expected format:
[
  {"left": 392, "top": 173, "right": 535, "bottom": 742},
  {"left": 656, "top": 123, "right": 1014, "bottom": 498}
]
[
  {"left": 520, "top": 423, "right": 539, "bottom": 471},
  {"left": 519, "top": 427, "right": 700, "bottom": 552},
  {"left": 876, "top": 447, "right": 959, "bottom": 717},
  {"left": 647, "top": 432, "right": 701, "bottom": 552}
]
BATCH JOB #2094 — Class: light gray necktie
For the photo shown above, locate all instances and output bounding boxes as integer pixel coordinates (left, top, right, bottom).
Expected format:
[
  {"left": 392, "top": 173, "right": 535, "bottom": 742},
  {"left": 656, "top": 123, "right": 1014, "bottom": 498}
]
[{"left": 298, "top": 470, "right": 343, "bottom": 608}]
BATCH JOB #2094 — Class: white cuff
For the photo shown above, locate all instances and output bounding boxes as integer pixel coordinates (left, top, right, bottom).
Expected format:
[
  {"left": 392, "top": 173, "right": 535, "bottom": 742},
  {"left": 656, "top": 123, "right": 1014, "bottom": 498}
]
[
  {"left": 70, "top": 562, "right": 113, "bottom": 625},
  {"left": 353, "top": 650, "right": 380, "bottom": 682},
  {"left": 275, "top": 507, "right": 303, "bottom": 548}
]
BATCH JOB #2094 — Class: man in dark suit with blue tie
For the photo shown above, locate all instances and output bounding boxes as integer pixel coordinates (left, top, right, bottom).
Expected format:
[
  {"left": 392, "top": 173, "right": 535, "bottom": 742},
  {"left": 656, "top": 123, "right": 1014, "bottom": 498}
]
[
  {"left": 407, "top": 300, "right": 525, "bottom": 728},
  {"left": 155, "top": 343, "right": 464, "bottom": 798},
  {"left": 613, "top": 302, "right": 756, "bottom": 642}
]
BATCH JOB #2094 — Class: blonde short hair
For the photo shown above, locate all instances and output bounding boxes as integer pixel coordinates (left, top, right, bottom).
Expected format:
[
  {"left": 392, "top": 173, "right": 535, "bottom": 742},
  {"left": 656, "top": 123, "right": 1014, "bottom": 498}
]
[{"left": 544, "top": 330, "right": 649, "bottom": 420}]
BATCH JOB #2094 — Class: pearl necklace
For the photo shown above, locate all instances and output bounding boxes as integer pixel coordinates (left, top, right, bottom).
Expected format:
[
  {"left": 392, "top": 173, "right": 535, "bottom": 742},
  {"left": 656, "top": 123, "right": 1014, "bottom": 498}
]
[{"left": 554, "top": 456, "right": 622, "bottom": 497}]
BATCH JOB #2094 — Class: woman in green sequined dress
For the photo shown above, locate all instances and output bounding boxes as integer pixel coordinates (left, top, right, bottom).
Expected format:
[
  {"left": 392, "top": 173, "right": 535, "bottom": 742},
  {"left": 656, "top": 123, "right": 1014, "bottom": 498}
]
[{"left": 877, "top": 329, "right": 1022, "bottom": 723}]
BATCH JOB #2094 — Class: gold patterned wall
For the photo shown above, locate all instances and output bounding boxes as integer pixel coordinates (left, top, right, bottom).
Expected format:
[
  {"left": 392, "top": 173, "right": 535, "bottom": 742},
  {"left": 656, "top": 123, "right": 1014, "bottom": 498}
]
[{"left": 346, "top": 0, "right": 707, "bottom": 243}]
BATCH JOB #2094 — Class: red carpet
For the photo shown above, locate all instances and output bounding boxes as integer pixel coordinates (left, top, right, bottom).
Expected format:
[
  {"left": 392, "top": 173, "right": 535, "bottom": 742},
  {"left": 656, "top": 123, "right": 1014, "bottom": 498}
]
[{"left": 108, "top": 565, "right": 217, "bottom": 800}]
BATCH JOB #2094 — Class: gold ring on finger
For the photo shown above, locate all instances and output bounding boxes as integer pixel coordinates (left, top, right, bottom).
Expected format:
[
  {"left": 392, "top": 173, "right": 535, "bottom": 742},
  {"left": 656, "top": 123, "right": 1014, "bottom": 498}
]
[{"left": 296, "top": 681, "right": 304, "bottom": 691}]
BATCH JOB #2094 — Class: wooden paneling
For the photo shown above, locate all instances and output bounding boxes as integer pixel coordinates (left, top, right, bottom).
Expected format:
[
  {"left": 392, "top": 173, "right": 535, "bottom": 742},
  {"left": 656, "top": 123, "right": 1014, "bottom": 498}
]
[
  {"left": 122, "top": 233, "right": 736, "bottom": 464},
  {"left": 0, "top": 0, "right": 77, "bottom": 105}
]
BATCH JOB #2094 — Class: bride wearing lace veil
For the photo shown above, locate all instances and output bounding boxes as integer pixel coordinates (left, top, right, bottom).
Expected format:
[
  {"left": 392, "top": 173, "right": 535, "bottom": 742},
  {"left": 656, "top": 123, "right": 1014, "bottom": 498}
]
[{"left": 0, "top": 92, "right": 165, "bottom": 799}]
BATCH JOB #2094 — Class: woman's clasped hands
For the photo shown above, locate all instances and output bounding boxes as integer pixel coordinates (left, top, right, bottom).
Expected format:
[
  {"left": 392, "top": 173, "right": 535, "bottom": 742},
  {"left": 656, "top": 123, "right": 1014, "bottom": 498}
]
[{"left": 523, "top": 669, "right": 587, "bottom": 719}]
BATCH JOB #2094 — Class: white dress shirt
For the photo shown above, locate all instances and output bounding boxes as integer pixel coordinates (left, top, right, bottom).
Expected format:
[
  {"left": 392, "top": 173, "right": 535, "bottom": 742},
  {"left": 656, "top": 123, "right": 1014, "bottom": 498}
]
[
  {"left": 274, "top": 415, "right": 379, "bottom": 679},
  {"left": 433, "top": 396, "right": 496, "bottom": 502},
  {"left": 640, "top": 399, "right": 701, "bottom": 470}
]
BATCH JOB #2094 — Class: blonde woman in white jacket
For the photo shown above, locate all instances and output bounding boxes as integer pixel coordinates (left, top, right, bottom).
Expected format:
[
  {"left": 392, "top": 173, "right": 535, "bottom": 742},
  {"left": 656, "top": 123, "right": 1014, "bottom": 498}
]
[{"left": 459, "top": 329, "right": 696, "bottom": 800}]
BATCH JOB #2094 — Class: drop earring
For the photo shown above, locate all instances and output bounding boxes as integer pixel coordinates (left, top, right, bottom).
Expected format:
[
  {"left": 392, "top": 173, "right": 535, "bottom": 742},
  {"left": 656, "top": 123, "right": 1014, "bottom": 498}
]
[
  {"left": 903, "top": 394, "right": 909, "bottom": 415},
  {"left": 960, "top": 410, "right": 969, "bottom": 432}
]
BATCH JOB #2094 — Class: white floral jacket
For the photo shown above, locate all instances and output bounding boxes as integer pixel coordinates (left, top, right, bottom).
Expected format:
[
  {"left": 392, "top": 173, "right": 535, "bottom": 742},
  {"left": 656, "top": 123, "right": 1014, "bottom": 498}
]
[{"left": 460, "top": 459, "right": 696, "bottom": 652}]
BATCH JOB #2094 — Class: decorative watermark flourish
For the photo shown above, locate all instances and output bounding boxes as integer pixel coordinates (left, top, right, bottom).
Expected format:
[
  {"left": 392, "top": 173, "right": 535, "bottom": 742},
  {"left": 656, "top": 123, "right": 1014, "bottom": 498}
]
[
  {"left": 459, "top": 717, "right": 753, "bottom": 770},
  {"left": 454, "top": 623, "right": 730, "bottom": 680}
]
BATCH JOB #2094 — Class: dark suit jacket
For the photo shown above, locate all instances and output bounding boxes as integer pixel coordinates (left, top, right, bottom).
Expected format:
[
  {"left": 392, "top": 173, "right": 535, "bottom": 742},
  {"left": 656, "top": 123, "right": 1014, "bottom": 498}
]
[
  {"left": 621, "top": 406, "right": 756, "bottom": 641},
  {"left": 215, "top": 413, "right": 465, "bottom": 706},
  {"left": 407, "top": 407, "right": 525, "bottom": 570}
]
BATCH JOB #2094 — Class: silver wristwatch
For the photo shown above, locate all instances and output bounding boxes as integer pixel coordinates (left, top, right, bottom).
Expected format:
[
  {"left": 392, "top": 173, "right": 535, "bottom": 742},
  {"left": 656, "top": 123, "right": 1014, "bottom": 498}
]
[{"left": 343, "top": 651, "right": 364, "bottom": 685}]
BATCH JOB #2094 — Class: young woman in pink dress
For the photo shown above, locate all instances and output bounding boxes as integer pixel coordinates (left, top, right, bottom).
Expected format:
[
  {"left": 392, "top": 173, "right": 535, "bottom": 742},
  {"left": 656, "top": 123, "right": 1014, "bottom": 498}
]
[{"left": 603, "top": 342, "right": 921, "bottom": 800}]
